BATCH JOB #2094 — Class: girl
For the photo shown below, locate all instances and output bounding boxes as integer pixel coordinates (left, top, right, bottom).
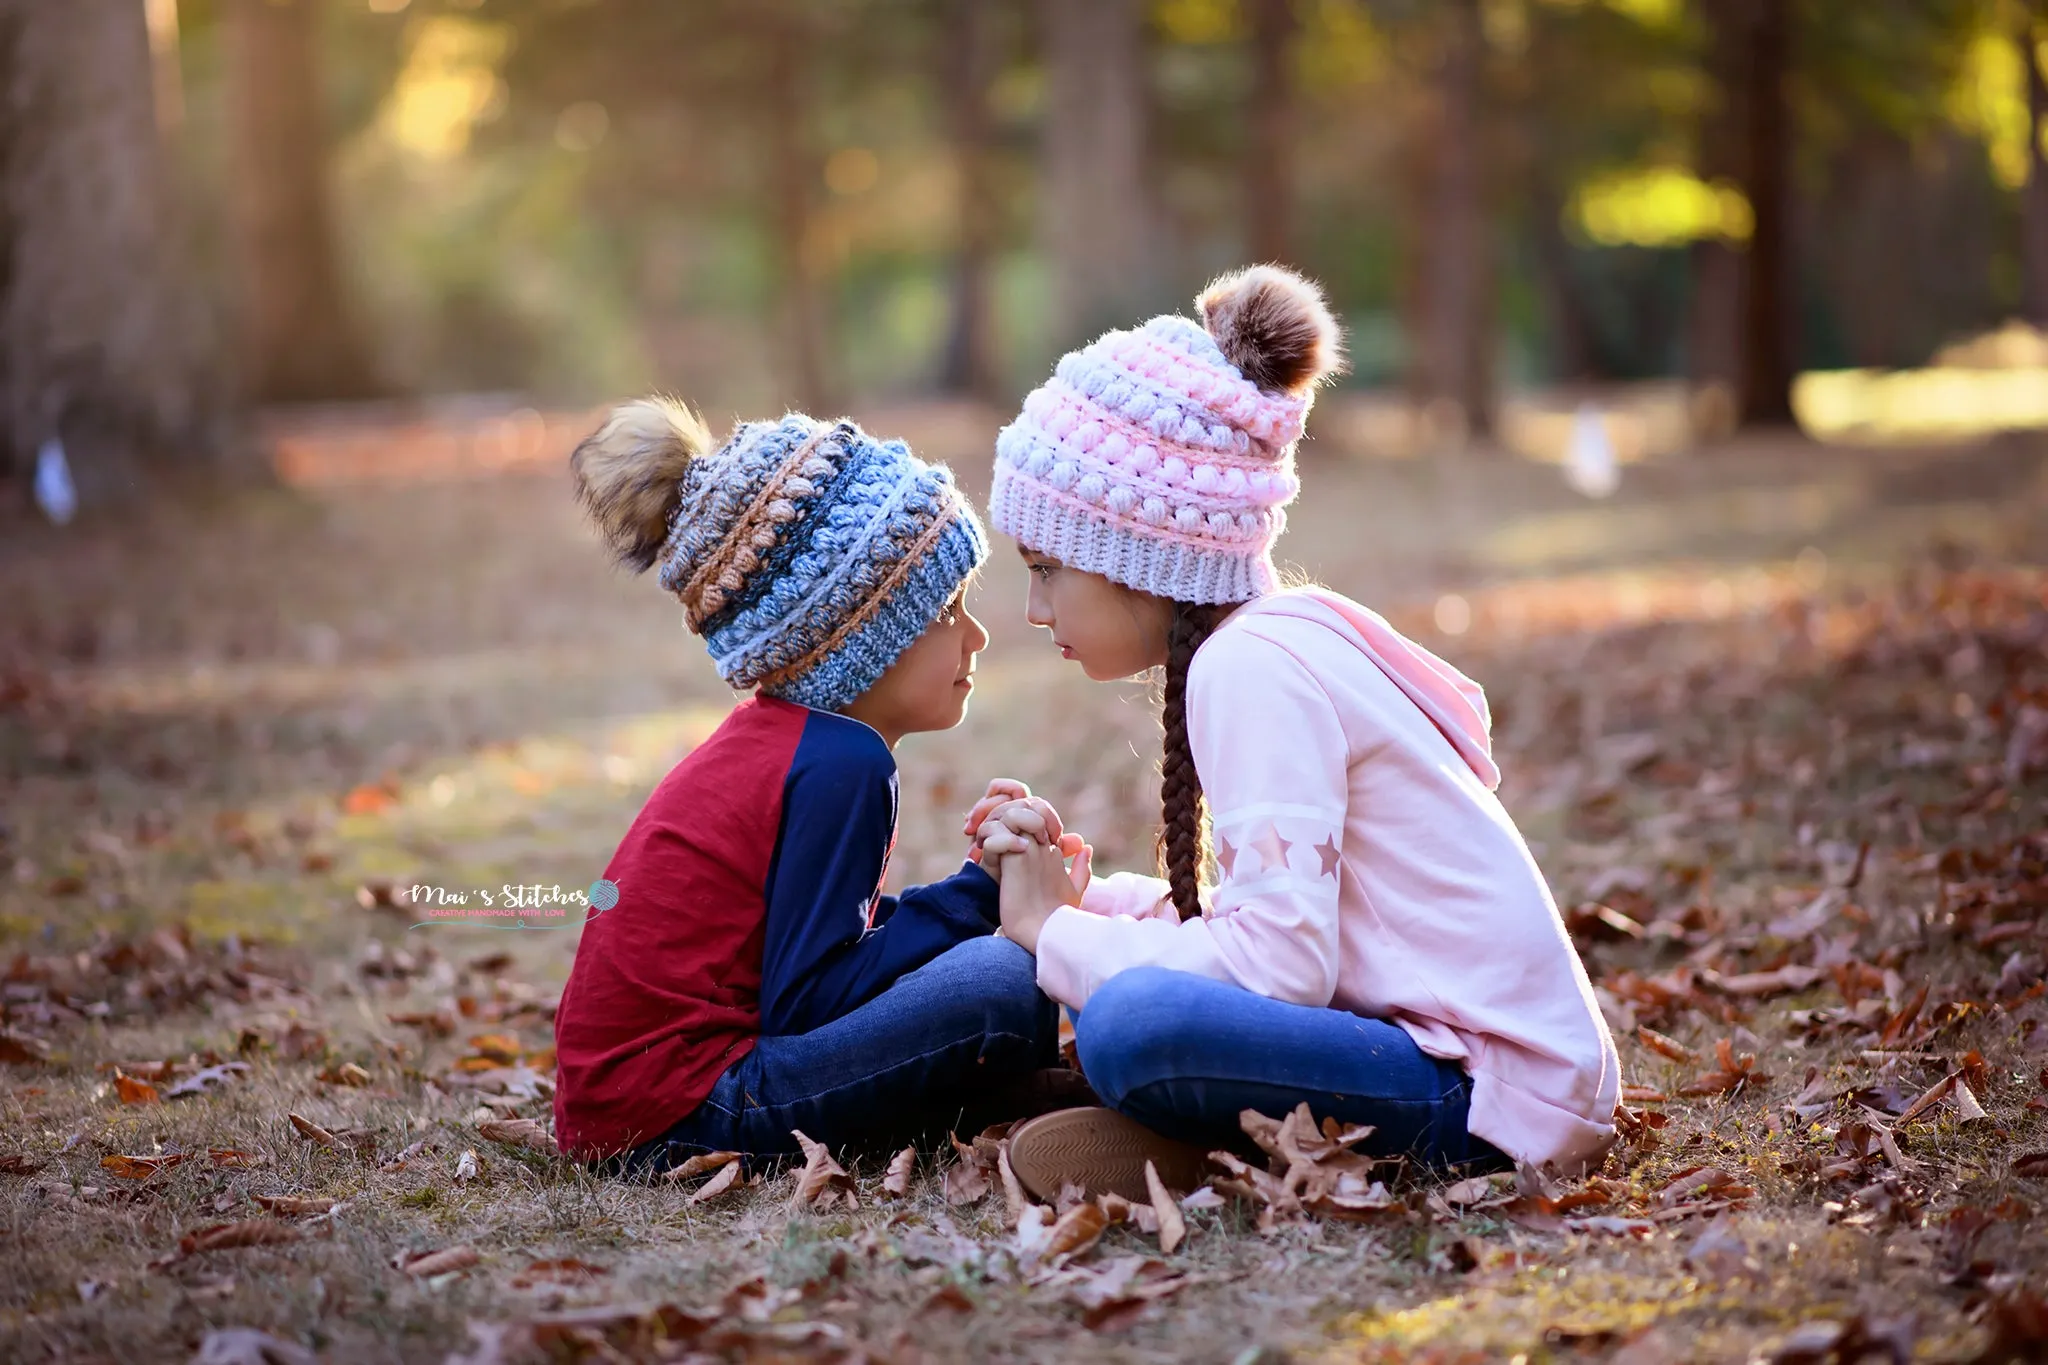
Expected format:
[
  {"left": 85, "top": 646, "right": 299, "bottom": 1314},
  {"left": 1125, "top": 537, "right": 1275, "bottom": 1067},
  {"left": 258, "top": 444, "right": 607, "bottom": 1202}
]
[
  {"left": 553, "top": 399, "right": 1078, "bottom": 1175},
  {"left": 968, "top": 266, "right": 1622, "bottom": 1200}
]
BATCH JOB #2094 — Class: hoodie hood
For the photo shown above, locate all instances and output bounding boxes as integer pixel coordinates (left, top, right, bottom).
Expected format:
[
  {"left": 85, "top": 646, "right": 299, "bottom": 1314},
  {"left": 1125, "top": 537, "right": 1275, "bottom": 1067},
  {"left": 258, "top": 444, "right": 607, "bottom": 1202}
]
[{"left": 1238, "top": 587, "right": 1501, "bottom": 791}]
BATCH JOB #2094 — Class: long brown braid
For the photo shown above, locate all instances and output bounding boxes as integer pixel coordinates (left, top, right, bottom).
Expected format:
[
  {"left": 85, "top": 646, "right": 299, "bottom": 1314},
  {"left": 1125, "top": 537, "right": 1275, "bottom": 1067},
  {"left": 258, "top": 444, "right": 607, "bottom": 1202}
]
[{"left": 1159, "top": 600, "right": 1233, "bottom": 921}]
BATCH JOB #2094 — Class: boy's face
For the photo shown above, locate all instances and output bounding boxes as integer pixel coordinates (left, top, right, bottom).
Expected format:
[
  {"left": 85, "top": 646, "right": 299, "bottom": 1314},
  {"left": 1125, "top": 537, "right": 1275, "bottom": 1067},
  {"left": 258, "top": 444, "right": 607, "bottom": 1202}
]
[
  {"left": 840, "top": 589, "right": 989, "bottom": 744},
  {"left": 1019, "top": 548, "right": 1174, "bottom": 681}
]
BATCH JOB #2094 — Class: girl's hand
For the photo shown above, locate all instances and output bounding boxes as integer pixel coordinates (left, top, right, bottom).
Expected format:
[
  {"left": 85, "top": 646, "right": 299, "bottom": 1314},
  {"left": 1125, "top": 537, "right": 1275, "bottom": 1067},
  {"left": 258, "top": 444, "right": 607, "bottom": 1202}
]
[{"left": 995, "top": 836, "right": 1092, "bottom": 953}]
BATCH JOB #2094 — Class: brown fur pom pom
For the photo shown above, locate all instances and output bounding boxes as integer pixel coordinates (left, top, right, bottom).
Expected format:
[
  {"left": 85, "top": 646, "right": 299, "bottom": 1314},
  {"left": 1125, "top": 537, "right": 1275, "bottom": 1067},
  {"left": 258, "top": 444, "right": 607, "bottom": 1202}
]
[
  {"left": 569, "top": 396, "right": 714, "bottom": 572},
  {"left": 1195, "top": 264, "right": 1346, "bottom": 397}
]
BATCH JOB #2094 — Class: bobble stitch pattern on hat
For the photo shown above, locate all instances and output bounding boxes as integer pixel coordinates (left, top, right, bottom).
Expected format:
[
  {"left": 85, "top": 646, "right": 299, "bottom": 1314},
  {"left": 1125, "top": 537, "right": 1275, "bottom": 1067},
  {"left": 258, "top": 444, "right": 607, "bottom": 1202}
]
[
  {"left": 641, "top": 412, "right": 987, "bottom": 711},
  {"left": 989, "top": 266, "right": 1342, "bottom": 606}
]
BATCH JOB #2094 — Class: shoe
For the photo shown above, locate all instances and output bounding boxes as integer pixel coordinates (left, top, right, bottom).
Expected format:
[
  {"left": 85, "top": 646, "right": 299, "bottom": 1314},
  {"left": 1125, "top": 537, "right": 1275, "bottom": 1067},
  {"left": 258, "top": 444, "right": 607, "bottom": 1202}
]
[{"left": 1003, "top": 1106, "right": 1215, "bottom": 1203}]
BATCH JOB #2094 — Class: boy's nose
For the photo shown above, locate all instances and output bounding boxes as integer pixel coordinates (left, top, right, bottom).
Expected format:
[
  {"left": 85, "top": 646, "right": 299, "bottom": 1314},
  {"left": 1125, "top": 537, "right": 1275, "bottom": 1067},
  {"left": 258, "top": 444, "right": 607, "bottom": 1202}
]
[{"left": 964, "top": 610, "right": 990, "bottom": 654}]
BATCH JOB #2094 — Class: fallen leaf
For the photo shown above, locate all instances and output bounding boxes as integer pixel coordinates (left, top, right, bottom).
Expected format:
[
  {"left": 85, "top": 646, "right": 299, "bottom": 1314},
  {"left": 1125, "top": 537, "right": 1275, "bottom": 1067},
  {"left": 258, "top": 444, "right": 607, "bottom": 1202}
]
[
  {"left": 1705, "top": 964, "right": 1825, "bottom": 997},
  {"left": 344, "top": 786, "right": 398, "bottom": 817},
  {"left": 466, "top": 1033, "right": 523, "bottom": 1064},
  {"left": 789, "top": 1130, "right": 857, "bottom": 1211},
  {"left": 689, "top": 1158, "right": 742, "bottom": 1205},
  {"left": 1895, "top": 1071, "right": 1959, "bottom": 1126},
  {"left": 918, "top": 1283, "right": 976, "bottom": 1315},
  {"left": 1440, "top": 1175, "right": 1507, "bottom": 1208},
  {"left": 882, "top": 1146, "right": 916, "bottom": 1199},
  {"left": 1637, "top": 1026, "right": 1694, "bottom": 1062},
  {"left": 190, "top": 1327, "right": 317, "bottom": 1365},
  {"left": 2013, "top": 1150, "right": 2048, "bottom": 1178},
  {"left": 1684, "top": 1218, "right": 1758, "bottom": 1281},
  {"left": 395, "top": 1245, "right": 480, "bottom": 1278},
  {"left": 114, "top": 1071, "right": 160, "bottom": 1105},
  {"left": 997, "top": 1139, "right": 1030, "bottom": 1227},
  {"left": 1144, "top": 1160, "right": 1186, "bottom": 1254},
  {"left": 512, "top": 1258, "right": 609, "bottom": 1289},
  {"left": 1953, "top": 1079, "right": 1990, "bottom": 1125},
  {"left": 1040, "top": 1200, "right": 1109, "bottom": 1263},
  {"left": 177, "top": 1221, "right": 307, "bottom": 1257},
  {"left": 315, "top": 1062, "right": 371, "bottom": 1088},
  {"left": 1975, "top": 1285, "right": 2048, "bottom": 1361},
  {"left": 0, "top": 1031, "right": 52, "bottom": 1065},
  {"left": 101, "top": 1153, "right": 188, "bottom": 1180},
  {"left": 664, "top": 1151, "right": 741, "bottom": 1183},
  {"left": 1765, "top": 1312, "right": 1919, "bottom": 1364},
  {"left": 287, "top": 1113, "right": 337, "bottom": 1148},
  {"left": 1658, "top": 1166, "right": 1754, "bottom": 1210},
  {"left": 0, "top": 1154, "right": 48, "bottom": 1175},
  {"left": 166, "top": 1062, "right": 251, "bottom": 1099},
  {"left": 1069, "top": 1257, "right": 1193, "bottom": 1331},
  {"left": 476, "top": 1118, "right": 554, "bottom": 1154},
  {"left": 1565, "top": 1215, "right": 1658, "bottom": 1237},
  {"left": 1680, "top": 1039, "right": 1769, "bottom": 1097},
  {"left": 207, "top": 1147, "right": 263, "bottom": 1169},
  {"left": 455, "top": 1149, "right": 479, "bottom": 1184},
  {"left": 1012, "top": 1203, "right": 1056, "bottom": 1259},
  {"left": 252, "top": 1195, "right": 335, "bottom": 1217},
  {"left": 943, "top": 1155, "right": 991, "bottom": 1205}
]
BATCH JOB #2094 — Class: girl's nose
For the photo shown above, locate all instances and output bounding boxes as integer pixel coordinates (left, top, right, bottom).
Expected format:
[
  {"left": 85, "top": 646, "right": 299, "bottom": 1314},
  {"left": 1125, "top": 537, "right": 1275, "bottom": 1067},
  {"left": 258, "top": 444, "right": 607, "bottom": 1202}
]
[{"left": 1025, "top": 585, "right": 1054, "bottom": 629}]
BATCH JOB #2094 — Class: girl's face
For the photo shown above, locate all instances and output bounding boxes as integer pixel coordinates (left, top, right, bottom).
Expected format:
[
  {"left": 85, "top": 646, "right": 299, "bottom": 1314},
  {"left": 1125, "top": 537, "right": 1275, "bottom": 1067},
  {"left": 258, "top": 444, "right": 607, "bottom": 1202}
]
[
  {"left": 841, "top": 588, "right": 990, "bottom": 745},
  {"left": 1020, "top": 549, "right": 1174, "bottom": 681}
]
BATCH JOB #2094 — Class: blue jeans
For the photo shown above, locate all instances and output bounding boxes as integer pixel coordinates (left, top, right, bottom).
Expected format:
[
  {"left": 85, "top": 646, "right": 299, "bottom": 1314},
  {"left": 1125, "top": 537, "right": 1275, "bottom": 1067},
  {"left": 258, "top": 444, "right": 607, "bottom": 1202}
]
[
  {"left": 619, "top": 935, "right": 1057, "bottom": 1176},
  {"left": 1074, "top": 967, "right": 1513, "bottom": 1173}
]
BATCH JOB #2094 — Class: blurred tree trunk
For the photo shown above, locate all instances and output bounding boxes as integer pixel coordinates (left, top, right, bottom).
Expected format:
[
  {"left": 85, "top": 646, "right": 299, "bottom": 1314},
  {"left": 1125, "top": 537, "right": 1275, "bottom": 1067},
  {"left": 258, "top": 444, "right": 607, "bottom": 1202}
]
[
  {"left": 1411, "top": 0, "right": 1493, "bottom": 441},
  {"left": 1688, "top": 0, "right": 1746, "bottom": 410},
  {"left": 939, "top": 0, "right": 1001, "bottom": 401},
  {"left": 0, "top": 0, "right": 232, "bottom": 503},
  {"left": 1243, "top": 0, "right": 1296, "bottom": 266},
  {"left": 1734, "top": 0, "right": 1795, "bottom": 426},
  {"left": 222, "top": 0, "right": 379, "bottom": 404},
  {"left": 765, "top": 1, "right": 831, "bottom": 412},
  {"left": 1531, "top": 176, "right": 1598, "bottom": 382},
  {"left": 2023, "top": 1, "right": 2048, "bottom": 328},
  {"left": 1042, "top": 0, "right": 1152, "bottom": 347}
]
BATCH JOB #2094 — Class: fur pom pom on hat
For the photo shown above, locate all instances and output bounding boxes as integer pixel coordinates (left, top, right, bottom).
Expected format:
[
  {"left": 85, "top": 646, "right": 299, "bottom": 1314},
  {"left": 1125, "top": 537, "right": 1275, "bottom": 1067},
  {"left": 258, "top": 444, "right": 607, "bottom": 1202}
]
[
  {"left": 990, "top": 264, "right": 1344, "bottom": 604},
  {"left": 571, "top": 399, "right": 987, "bottom": 712}
]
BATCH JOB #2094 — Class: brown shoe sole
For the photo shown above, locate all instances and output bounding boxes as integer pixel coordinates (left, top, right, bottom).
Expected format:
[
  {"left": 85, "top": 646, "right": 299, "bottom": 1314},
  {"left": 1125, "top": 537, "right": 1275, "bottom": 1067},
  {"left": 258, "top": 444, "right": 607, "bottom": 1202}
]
[{"left": 1004, "top": 1106, "right": 1215, "bottom": 1204}]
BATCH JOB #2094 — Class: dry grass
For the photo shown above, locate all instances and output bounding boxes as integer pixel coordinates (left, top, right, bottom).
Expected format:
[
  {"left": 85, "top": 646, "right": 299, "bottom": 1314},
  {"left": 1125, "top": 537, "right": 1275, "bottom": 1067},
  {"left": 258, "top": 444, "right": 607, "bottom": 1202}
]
[{"left": 2, "top": 416, "right": 2046, "bottom": 1364}]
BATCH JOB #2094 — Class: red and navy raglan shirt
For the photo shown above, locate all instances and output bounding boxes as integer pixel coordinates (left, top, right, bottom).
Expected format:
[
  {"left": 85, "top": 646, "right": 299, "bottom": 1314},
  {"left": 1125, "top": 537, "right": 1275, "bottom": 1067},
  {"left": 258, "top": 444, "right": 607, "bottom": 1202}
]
[{"left": 551, "top": 695, "right": 999, "bottom": 1160}]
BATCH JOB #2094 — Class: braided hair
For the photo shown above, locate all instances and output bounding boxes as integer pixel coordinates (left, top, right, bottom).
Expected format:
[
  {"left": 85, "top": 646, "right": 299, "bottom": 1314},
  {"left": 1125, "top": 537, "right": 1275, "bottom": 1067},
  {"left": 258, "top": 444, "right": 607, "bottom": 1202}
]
[{"left": 1158, "top": 600, "right": 1233, "bottom": 921}]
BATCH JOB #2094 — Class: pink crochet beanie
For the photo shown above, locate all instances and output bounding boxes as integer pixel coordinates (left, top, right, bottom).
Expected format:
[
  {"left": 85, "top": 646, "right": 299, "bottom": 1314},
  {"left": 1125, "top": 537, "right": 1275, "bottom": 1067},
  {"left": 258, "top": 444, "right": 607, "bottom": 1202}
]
[{"left": 991, "top": 265, "right": 1345, "bottom": 604}]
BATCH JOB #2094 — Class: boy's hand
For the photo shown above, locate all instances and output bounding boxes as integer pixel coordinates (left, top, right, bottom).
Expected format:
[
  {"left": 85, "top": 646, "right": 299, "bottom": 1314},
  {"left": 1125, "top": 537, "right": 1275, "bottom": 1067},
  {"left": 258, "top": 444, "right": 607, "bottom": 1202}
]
[
  {"left": 967, "top": 795, "right": 1066, "bottom": 865},
  {"left": 962, "top": 779, "right": 1031, "bottom": 846},
  {"left": 995, "top": 836, "right": 1092, "bottom": 954}
]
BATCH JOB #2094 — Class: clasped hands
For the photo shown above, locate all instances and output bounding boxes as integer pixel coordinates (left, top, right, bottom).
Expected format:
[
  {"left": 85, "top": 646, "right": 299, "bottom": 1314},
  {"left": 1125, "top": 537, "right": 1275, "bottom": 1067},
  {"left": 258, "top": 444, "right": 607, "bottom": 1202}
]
[{"left": 960, "top": 779, "right": 1091, "bottom": 954}]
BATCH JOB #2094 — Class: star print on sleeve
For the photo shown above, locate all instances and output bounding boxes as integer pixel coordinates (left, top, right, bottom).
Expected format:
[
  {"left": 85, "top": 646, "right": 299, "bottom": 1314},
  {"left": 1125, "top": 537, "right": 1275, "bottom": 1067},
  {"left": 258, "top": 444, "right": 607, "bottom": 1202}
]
[
  {"left": 1216, "top": 835, "right": 1238, "bottom": 878},
  {"left": 1250, "top": 822, "right": 1293, "bottom": 876},
  {"left": 1313, "top": 835, "right": 1341, "bottom": 879}
]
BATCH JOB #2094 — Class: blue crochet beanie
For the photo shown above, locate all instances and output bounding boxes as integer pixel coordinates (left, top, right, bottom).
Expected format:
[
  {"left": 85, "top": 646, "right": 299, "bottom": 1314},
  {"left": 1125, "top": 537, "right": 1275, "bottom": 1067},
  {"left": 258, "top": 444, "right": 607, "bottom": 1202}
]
[{"left": 570, "top": 399, "right": 987, "bottom": 711}]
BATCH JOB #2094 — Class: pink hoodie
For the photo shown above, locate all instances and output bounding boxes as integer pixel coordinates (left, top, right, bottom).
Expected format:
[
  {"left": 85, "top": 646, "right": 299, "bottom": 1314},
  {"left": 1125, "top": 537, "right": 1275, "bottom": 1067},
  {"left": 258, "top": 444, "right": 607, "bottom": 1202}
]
[{"left": 1034, "top": 588, "right": 1622, "bottom": 1174}]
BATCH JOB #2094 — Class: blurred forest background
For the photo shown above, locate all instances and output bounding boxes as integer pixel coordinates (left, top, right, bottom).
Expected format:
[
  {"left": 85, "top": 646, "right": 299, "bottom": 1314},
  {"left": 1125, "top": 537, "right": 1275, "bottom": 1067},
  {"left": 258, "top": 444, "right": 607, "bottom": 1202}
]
[{"left": 5, "top": 0, "right": 2048, "bottom": 502}]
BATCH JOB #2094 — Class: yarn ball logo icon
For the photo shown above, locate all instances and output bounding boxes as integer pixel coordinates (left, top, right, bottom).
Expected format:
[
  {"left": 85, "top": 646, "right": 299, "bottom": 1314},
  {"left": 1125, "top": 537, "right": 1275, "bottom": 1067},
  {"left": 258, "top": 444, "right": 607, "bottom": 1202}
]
[{"left": 586, "top": 879, "right": 621, "bottom": 917}]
